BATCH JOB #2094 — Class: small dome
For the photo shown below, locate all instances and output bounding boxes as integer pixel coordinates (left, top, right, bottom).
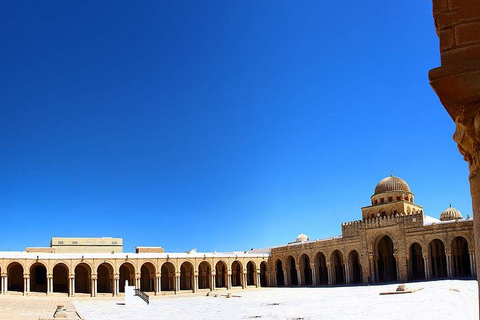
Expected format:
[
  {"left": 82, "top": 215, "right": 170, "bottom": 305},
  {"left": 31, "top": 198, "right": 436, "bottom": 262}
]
[
  {"left": 374, "top": 175, "right": 410, "bottom": 195},
  {"left": 296, "top": 234, "right": 309, "bottom": 242},
  {"left": 440, "top": 206, "right": 463, "bottom": 221}
]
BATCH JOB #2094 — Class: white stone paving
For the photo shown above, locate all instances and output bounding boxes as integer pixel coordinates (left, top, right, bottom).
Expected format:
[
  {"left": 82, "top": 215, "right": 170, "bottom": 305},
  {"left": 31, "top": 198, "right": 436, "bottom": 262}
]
[{"left": 73, "top": 280, "right": 478, "bottom": 320}]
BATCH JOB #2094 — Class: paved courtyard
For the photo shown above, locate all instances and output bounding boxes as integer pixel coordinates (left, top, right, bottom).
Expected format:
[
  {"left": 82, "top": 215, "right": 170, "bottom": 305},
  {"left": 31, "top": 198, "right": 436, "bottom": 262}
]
[{"left": 0, "top": 280, "right": 477, "bottom": 319}]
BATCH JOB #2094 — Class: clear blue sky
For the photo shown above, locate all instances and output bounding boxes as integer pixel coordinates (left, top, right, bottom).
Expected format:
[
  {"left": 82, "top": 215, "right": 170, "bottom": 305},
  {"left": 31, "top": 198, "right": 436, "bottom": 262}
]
[{"left": 0, "top": 1, "right": 471, "bottom": 253}]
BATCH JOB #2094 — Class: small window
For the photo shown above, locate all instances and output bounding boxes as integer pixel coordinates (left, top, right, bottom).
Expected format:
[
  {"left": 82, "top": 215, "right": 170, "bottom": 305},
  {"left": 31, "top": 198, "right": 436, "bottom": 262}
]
[
  {"left": 388, "top": 197, "right": 393, "bottom": 202},
  {"left": 396, "top": 196, "right": 401, "bottom": 201},
  {"left": 404, "top": 196, "right": 408, "bottom": 201},
  {"left": 112, "top": 241, "right": 118, "bottom": 245},
  {"left": 72, "top": 241, "right": 78, "bottom": 245},
  {"left": 58, "top": 241, "right": 64, "bottom": 245},
  {"left": 380, "top": 198, "right": 385, "bottom": 204}
]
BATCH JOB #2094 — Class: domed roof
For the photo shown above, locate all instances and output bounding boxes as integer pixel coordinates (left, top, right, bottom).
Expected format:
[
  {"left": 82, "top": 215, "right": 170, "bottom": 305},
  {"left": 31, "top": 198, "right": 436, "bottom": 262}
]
[
  {"left": 440, "top": 206, "right": 463, "bottom": 221},
  {"left": 374, "top": 175, "right": 410, "bottom": 195},
  {"left": 296, "top": 234, "right": 309, "bottom": 242}
]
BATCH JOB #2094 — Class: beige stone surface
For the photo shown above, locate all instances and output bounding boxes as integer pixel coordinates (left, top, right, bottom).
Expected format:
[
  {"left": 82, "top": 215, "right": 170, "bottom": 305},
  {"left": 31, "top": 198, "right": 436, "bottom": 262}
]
[{"left": 0, "top": 295, "right": 76, "bottom": 320}]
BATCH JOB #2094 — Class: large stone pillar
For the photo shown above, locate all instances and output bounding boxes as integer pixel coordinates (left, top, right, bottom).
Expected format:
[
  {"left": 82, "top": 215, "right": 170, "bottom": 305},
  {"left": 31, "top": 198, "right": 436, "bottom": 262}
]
[
  {"left": 326, "top": 262, "right": 333, "bottom": 285},
  {"left": 283, "top": 268, "right": 288, "bottom": 287},
  {"left": 310, "top": 266, "right": 317, "bottom": 285},
  {"left": 296, "top": 268, "right": 302, "bottom": 286},
  {"left": 429, "top": 0, "right": 480, "bottom": 311}
]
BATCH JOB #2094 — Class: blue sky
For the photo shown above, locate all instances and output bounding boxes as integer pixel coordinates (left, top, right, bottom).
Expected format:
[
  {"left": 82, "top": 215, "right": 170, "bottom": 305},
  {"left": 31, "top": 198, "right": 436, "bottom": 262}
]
[{"left": 0, "top": 1, "right": 471, "bottom": 252}]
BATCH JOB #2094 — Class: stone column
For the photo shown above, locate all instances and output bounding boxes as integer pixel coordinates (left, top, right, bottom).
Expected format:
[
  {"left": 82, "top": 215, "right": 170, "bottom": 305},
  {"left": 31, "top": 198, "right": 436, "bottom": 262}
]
[
  {"left": 310, "top": 266, "right": 316, "bottom": 286},
  {"left": 47, "top": 275, "right": 53, "bottom": 295},
  {"left": 113, "top": 275, "right": 119, "bottom": 296},
  {"left": 470, "top": 252, "right": 477, "bottom": 277},
  {"left": 135, "top": 275, "right": 140, "bottom": 289},
  {"left": 24, "top": 275, "right": 29, "bottom": 296},
  {"left": 69, "top": 275, "right": 75, "bottom": 296},
  {"left": 211, "top": 271, "right": 216, "bottom": 290},
  {"left": 423, "top": 255, "right": 430, "bottom": 279},
  {"left": 256, "top": 271, "right": 261, "bottom": 288},
  {"left": 446, "top": 251, "right": 453, "bottom": 278},
  {"left": 283, "top": 268, "right": 288, "bottom": 286},
  {"left": 0, "top": 276, "right": 4, "bottom": 294},
  {"left": 326, "top": 263, "right": 332, "bottom": 285},
  {"left": 227, "top": 271, "right": 232, "bottom": 290},
  {"left": 175, "top": 273, "right": 180, "bottom": 293},
  {"left": 368, "top": 255, "right": 375, "bottom": 283},
  {"left": 92, "top": 277, "right": 97, "bottom": 297},
  {"left": 296, "top": 269, "right": 302, "bottom": 286},
  {"left": 155, "top": 273, "right": 161, "bottom": 295},
  {"left": 344, "top": 264, "right": 350, "bottom": 284},
  {"left": 429, "top": 0, "right": 480, "bottom": 311}
]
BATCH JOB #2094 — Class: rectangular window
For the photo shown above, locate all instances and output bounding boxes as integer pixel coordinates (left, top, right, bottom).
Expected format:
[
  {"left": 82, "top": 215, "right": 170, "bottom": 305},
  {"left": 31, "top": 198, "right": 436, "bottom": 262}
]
[
  {"left": 72, "top": 241, "right": 78, "bottom": 245},
  {"left": 396, "top": 196, "right": 401, "bottom": 201},
  {"left": 58, "top": 241, "right": 64, "bottom": 245},
  {"left": 388, "top": 197, "right": 393, "bottom": 202}
]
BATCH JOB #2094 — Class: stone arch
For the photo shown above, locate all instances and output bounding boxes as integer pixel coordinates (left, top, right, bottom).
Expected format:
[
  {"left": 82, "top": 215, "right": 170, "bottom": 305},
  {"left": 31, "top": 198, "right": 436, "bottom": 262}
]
[
  {"left": 7, "top": 262, "right": 24, "bottom": 292},
  {"left": 314, "top": 252, "right": 328, "bottom": 285},
  {"left": 160, "top": 261, "right": 175, "bottom": 291},
  {"left": 409, "top": 242, "right": 425, "bottom": 280},
  {"left": 180, "top": 261, "right": 194, "bottom": 291},
  {"left": 30, "top": 262, "right": 47, "bottom": 293},
  {"left": 375, "top": 235, "right": 397, "bottom": 282},
  {"left": 97, "top": 263, "right": 114, "bottom": 294},
  {"left": 53, "top": 263, "right": 69, "bottom": 294},
  {"left": 330, "top": 250, "right": 345, "bottom": 285},
  {"left": 286, "top": 255, "right": 298, "bottom": 286},
  {"left": 368, "top": 231, "right": 399, "bottom": 253},
  {"left": 198, "top": 261, "right": 211, "bottom": 290},
  {"left": 429, "top": 238, "right": 447, "bottom": 278},
  {"left": 215, "top": 260, "right": 228, "bottom": 288},
  {"left": 119, "top": 262, "right": 135, "bottom": 293},
  {"left": 347, "top": 250, "right": 362, "bottom": 284},
  {"left": 75, "top": 263, "right": 91, "bottom": 294},
  {"left": 452, "top": 236, "right": 471, "bottom": 277},
  {"left": 299, "top": 254, "right": 312, "bottom": 286},
  {"left": 275, "top": 259, "right": 284, "bottom": 286},
  {"left": 260, "top": 261, "right": 267, "bottom": 287},
  {"left": 246, "top": 261, "right": 256, "bottom": 286},
  {"left": 140, "top": 262, "right": 156, "bottom": 292},
  {"left": 231, "top": 260, "right": 243, "bottom": 287}
]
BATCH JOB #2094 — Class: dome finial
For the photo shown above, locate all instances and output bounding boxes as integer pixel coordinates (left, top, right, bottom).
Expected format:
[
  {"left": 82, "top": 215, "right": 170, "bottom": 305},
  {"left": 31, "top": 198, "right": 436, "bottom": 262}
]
[
  {"left": 449, "top": 203, "right": 452, "bottom": 207},
  {"left": 390, "top": 171, "right": 393, "bottom": 177}
]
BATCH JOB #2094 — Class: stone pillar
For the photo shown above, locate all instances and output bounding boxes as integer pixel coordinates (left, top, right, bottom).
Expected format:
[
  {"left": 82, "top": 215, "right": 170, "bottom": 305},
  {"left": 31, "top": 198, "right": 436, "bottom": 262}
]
[
  {"left": 310, "top": 267, "right": 316, "bottom": 286},
  {"left": 429, "top": 0, "right": 480, "bottom": 311},
  {"left": 135, "top": 275, "right": 140, "bottom": 289},
  {"left": 2, "top": 275, "right": 7, "bottom": 294},
  {"left": 0, "top": 276, "right": 4, "bottom": 294},
  {"left": 211, "top": 272, "right": 216, "bottom": 290},
  {"left": 368, "top": 255, "right": 375, "bottom": 283},
  {"left": 423, "top": 255, "right": 430, "bottom": 279},
  {"left": 155, "top": 274, "right": 161, "bottom": 295},
  {"left": 470, "top": 252, "right": 477, "bottom": 277},
  {"left": 69, "top": 275, "right": 75, "bottom": 296},
  {"left": 227, "top": 272, "right": 232, "bottom": 290},
  {"left": 296, "top": 269, "right": 302, "bottom": 286},
  {"left": 175, "top": 273, "right": 180, "bottom": 293},
  {"left": 256, "top": 271, "right": 261, "bottom": 288},
  {"left": 326, "top": 262, "right": 332, "bottom": 285},
  {"left": 446, "top": 251, "right": 453, "bottom": 278},
  {"left": 47, "top": 275, "right": 53, "bottom": 295},
  {"left": 344, "top": 264, "right": 350, "bottom": 284},
  {"left": 283, "top": 268, "right": 288, "bottom": 286},
  {"left": 114, "top": 275, "right": 120, "bottom": 296},
  {"left": 92, "top": 277, "right": 97, "bottom": 297},
  {"left": 24, "top": 276, "right": 29, "bottom": 295}
]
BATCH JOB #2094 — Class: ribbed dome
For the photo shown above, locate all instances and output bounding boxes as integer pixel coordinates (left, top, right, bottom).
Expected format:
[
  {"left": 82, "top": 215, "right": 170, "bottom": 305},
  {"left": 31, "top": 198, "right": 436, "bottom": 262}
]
[
  {"left": 440, "top": 206, "right": 463, "bottom": 221},
  {"left": 296, "top": 234, "right": 309, "bottom": 242},
  {"left": 374, "top": 175, "right": 410, "bottom": 195}
]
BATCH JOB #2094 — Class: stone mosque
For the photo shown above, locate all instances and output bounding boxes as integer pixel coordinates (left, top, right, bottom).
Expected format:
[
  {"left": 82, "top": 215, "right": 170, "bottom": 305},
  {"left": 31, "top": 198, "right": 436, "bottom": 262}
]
[{"left": 0, "top": 175, "right": 475, "bottom": 297}]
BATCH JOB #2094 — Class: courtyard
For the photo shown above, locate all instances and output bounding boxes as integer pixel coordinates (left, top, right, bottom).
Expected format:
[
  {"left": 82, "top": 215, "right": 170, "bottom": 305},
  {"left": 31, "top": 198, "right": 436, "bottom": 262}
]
[{"left": 0, "top": 279, "right": 476, "bottom": 319}]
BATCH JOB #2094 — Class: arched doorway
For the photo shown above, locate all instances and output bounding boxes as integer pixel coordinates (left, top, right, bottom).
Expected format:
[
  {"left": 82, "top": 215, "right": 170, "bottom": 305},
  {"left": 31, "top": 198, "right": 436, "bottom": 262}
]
[
  {"left": 8, "top": 263, "right": 24, "bottom": 292},
  {"left": 331, "top": 250, "right": 345, "bottom": 284},
  {"left": 180, "top": 262, "right": 193, "bottom": 291},
  {"left": 376, "top": 235, "right": 397, "bottom": 282},
  {"left": 53, "top": 263, "right": 69, "bottom": 293},
  {"left": 409, "top": 243, "right": 425, "bottom": 280},
  {"left": 97, "top": 263, "right": 113, "bottom": 294},
  {"left": 300, "top": 254, "right": 312, "bottom": 285},
  {"left": 215, "top": 261, "right": 228, "bottom": 288},
  {"left": 287, "top": 256, "right": 298, "bottom": 286},
  {"left": 246, "top": 261, "right": 255, "bottom": 286},
  {"left": 30, "top": 263, "right": 47, "bottom": 293},
  {"left": 119, "top": 263, "right": 135, "bottom": 293},
  {"left": 74, "top": 263, "right": 91, "bottom": 294},
  {"left": 348, "top": 250, "right": 362, "bottom": 284},
  {"left": 275, "top": 260, "right": 284, "bottom": 286},
  {"left": 140, "top": 263, "right": 155, "bottom": 292},
  {"left": 429, "top": 239, "right": 447, "bottom": 278},
  {"left": 260, "top": 262, "right": 267, "bottom": 287},
  {"left": 198, "top": 262, "right": 211, "bottom": 289},
  {"left": 160, "top": 262, "right": 175, "bottom": 291},
  {"left": 315, "top": 252, "right": 328, "bottom": 285},
  {"left": 452, "top": 236, "right": 471, "bottom": 277},
  {"left": 231, "top": 261, "right": 242, "bottom": 287}
]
